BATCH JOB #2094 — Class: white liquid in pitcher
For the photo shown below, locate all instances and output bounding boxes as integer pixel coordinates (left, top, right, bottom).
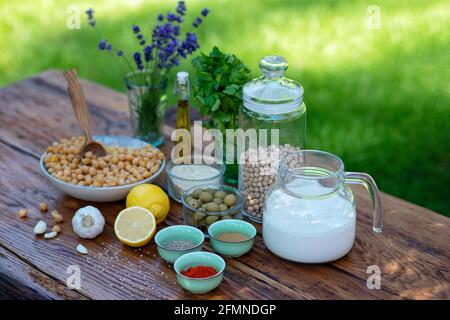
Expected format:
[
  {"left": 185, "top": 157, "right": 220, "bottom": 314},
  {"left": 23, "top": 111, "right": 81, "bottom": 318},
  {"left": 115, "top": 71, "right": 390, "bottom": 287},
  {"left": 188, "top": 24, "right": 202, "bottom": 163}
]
[{"left": 263, "top": 179, "right": 356, "bottom": 263}]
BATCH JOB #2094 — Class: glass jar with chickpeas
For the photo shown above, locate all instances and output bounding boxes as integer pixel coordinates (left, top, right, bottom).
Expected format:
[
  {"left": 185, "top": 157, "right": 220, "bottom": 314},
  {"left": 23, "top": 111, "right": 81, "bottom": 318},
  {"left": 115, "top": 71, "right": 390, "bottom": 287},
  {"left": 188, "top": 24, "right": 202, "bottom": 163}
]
[
  {"left": 43, "top": 136, "right": 165, "bottom": 187},
  {"left": 238, "top": 56, "right": 306, "bottom": 223}
]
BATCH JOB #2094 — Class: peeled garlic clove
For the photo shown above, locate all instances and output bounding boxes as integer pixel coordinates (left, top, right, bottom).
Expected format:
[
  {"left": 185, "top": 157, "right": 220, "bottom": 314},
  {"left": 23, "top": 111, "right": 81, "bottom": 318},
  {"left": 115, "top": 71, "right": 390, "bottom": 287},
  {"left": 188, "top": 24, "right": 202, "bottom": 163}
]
[
  {"left": 34, "top": 221, "right": 47, "bottom": 234},
  {"left": 44, "top": 231, "right": 57, "bottom": 239},
  {"left": 76, "top": 244, "right": 88, "bottom": 255}
]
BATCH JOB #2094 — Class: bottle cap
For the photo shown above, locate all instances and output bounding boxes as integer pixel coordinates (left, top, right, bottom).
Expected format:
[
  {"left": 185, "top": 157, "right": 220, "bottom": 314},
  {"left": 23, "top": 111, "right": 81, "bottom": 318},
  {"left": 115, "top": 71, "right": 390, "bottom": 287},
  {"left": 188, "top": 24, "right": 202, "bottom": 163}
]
[{"left": 177, "top": 71, "right": 189, "bottom": 84}]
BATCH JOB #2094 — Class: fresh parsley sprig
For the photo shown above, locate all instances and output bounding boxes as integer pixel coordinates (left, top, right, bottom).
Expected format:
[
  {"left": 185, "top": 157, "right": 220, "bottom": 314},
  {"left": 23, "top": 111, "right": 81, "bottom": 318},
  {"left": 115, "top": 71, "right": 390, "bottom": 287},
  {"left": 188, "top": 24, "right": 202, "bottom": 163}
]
[{"left": 192, "top": 46, "right": 252, "bottom": 131}]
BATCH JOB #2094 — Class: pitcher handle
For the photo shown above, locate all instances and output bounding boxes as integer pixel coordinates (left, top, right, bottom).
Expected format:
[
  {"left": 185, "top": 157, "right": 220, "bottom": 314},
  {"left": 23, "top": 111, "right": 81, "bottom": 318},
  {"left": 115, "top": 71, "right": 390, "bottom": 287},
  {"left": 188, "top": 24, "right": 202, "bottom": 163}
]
[{"left": 344, "top": 172, "right": 383, "bottom": 233}]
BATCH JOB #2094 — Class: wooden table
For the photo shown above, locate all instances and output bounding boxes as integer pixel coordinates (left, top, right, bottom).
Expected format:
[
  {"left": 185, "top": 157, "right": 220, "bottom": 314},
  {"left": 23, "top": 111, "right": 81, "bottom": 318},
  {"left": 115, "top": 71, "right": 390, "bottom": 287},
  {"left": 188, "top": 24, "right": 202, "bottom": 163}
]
[{"left": 0, "top": 70, "right": 449, "bottom": 300}]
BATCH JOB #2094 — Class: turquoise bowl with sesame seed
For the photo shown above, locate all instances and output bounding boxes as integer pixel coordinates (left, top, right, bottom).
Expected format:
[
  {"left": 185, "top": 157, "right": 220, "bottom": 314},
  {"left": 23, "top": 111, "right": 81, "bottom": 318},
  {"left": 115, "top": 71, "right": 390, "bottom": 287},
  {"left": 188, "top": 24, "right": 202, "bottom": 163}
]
[
  {"left": 208, "top": 219, "right": 257, "bottom": 258},
  {"left": 174, "top": 251, "right": 225, "bottom": 294},
  {"left": 155, "top": 225, "right": 204, "bottom": 264}
]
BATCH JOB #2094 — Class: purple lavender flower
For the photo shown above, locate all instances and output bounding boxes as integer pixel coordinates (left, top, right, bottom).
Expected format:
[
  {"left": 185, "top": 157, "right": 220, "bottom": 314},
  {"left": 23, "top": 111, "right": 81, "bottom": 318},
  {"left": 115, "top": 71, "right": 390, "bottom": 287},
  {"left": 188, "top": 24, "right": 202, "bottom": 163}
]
[
  {"left": 156, "top": 38, "right": 179, "bottom": 68},
  {"left": 152, "top": 23, "right": 173, "bottom": 41},
  {"left": 86, "top": 8, "right": 94, "bottom": 18},
  {"left": 173, "top": 25, "right": 180, "bottom": 36},
  {"left": 87, "top": 1, "right": 210, "bottom": 72},
  {"left": 132, "top": 25, "right": 140, "bottom": 34},
  {"left": 144, "top": 45, "right": 153, "bottom": 62},
  {"left": 192, "top": 17, "right": 202, "bottom": 28},
  {"left": 98, "top": 39, "right": 108, "bottom": 50},
  {"left": 133, "top": 26, "right": 146, "bottom": 46},
  {"left": 177, "top": 32, "right": 199, "bottom": 58},
  {"left": 170, "top": 57, "right": 179, "bottom": 66},
  {"left": 201, "top": 8, "right": 210, "bottom": 17},
  {"left": 85, "top": 8, "right": 96, "bottom": 27},
  {"left": 176, "top": 1, "right": 186, "bottom": 16},
  {"left": 133, "top": 52, "right": 144, "bottom": 70},
  {"left": 177, "top": 47, "right": 186, "bottom": 58},
  {"left": 167, "top": 13, "right": 183, "bottom": 23}
]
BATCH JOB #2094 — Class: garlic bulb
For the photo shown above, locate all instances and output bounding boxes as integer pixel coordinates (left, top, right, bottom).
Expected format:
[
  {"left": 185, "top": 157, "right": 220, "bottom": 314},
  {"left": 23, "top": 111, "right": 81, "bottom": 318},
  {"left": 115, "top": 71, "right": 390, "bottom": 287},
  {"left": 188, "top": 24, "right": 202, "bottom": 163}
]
[{"left": 72, "top": 206, "right": 105, "bottom": 239}]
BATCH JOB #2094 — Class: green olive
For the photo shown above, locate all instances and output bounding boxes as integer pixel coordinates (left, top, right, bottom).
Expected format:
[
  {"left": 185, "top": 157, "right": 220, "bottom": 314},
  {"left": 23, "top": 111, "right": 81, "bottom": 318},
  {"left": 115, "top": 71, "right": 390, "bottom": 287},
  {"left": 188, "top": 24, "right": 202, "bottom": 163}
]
[
  {"left": 206, "top": 215, "right": 219, "bottom": 225},
  {"left": 214, "top": 190, "right": 227, "bottom": 199},
  {"left": 186, "top": 196, "right": 195, "bottom": 203},
  {"left": 199, "top": 191, "right": 213, "bottom": 203},
  {"left": 219, "top": 204, "right": 228, "bottom": 211},
  {"left": 193, "top": 211, "right": 206, "bottom": 221},
  {"left": 201, "top": 203, "right": 208, "bottom": 211},
  {"left": 188, "top": 198, "right": 201, "bottom": 208},
  {"left": 213, "top": 198, "right": 223, "bottom": 205},
  {"left": 205, "top": 188, "right": 216, "bottom": 195},
  {"left": 187, "top": 216, "right": 197, "bottom": 226},
  {"left": 224, "top": 194, "right": 237, "bottom": 206},
  {"left": 205, "top": 202, "right": 219, "bottom": 212},
  {"left": 191, "top": 188, "right": 203, "bottom": 199}
]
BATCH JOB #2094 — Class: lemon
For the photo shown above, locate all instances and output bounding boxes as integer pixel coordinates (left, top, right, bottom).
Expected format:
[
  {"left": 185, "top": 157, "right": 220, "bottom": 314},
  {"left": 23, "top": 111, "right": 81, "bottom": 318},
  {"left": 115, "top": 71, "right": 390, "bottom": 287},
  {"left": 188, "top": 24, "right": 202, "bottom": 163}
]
[
  {"left": 126, "top": 184, "right": 170, "bottom": 224},
  {"left": 114, "top": 206, "right": 156, "bottom": 247}
]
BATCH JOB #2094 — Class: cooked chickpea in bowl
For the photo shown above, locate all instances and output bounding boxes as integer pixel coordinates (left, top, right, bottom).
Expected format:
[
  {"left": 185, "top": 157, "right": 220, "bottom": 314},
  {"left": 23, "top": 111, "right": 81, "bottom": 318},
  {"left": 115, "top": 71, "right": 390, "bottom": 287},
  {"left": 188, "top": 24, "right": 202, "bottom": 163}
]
[{"left": 40, "top": 135, "right": 166, "bottom": 202}]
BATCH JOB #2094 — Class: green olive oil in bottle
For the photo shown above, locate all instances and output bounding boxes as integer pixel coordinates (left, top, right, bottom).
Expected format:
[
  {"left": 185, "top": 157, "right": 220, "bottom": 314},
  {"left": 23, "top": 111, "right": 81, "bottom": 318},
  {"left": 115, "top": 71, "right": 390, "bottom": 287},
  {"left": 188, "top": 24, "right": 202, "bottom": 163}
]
[{"left": 174, "top": 72, "right": 191, "bottom": 157}]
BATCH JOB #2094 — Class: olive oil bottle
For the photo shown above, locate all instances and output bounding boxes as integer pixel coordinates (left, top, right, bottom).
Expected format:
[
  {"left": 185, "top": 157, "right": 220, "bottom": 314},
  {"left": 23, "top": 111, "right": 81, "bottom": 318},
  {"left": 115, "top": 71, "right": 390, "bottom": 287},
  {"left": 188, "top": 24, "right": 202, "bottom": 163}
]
[{"left": 174, "top": 72, "right": 191, "bottom": 157}]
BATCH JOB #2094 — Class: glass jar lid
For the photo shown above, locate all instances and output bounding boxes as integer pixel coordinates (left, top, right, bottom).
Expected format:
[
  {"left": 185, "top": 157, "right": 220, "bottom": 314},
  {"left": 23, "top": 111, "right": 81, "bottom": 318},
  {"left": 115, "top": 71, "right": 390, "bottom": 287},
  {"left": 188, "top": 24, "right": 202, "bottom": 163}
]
[{"left": 243, "top": 56, "right": 304, "bottom": 115}]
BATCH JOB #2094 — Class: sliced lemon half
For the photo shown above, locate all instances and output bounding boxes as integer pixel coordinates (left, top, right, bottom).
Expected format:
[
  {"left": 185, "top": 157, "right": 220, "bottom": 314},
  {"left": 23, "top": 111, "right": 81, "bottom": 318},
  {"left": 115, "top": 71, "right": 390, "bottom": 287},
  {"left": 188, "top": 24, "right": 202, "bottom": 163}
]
[{"left": 114, "top": 206, "right": 156, "bottom": 247}]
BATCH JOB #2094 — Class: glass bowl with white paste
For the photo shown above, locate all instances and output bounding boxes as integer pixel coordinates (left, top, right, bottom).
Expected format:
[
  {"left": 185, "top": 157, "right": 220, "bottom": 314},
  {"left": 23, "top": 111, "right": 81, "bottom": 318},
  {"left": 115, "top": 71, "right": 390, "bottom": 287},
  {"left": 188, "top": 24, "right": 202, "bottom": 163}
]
[{"left": 166, "top": 156, "right": 225, "bottom": 202}]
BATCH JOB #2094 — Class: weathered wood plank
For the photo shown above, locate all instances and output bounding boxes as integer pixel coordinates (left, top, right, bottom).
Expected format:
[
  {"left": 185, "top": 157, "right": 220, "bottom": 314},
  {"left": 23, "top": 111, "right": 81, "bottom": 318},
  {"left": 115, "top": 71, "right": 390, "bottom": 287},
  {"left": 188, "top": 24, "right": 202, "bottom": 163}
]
[
  {"left": 0, "top": 71, "right": 376, "bottom": 299},
  {"left": 0, "top": 245, "right": 87, "bottom": 300},
  {"left": 166, "top": 186, "right": 450, "bottom": 299},
  {"left": 0, "top": 70, "right": 449, "bottom": 300},
  {"left": 0, "top": 141, "right": 298, "bottom": 300},
  {"left": 332, "top": 188, "right": 450, "bottom": 299}
]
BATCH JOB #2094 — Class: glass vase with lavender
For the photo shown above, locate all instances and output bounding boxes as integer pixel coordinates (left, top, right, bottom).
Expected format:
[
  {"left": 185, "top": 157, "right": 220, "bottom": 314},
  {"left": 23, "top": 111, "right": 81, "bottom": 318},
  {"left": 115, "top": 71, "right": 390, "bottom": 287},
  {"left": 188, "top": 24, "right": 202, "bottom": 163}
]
[{"left": 85, "top": 2, "right": 210, "bottom": 146}]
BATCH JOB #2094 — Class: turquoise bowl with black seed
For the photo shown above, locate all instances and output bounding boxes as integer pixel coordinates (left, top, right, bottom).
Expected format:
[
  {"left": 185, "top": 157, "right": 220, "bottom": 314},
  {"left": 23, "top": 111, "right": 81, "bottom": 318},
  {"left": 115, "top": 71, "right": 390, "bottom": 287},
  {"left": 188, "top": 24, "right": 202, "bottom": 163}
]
[{"left": 154, "top": 225, "right": 204, "bottom": 264}]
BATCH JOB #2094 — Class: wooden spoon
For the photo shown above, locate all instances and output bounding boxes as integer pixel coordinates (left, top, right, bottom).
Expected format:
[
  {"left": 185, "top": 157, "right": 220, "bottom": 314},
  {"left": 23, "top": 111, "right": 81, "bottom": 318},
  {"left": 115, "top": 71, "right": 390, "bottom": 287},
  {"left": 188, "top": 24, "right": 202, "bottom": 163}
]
[{"left": 63, "top": 69, "right": 107, "bottom": 158}]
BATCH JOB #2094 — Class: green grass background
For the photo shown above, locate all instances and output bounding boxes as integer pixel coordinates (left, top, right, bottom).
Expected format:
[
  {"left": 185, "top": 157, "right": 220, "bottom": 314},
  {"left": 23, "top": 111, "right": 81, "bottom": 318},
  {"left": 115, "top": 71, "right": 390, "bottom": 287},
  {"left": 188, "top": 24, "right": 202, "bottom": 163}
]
[{"left": 0, "top": 0, "right": 449, "bottom": 216}]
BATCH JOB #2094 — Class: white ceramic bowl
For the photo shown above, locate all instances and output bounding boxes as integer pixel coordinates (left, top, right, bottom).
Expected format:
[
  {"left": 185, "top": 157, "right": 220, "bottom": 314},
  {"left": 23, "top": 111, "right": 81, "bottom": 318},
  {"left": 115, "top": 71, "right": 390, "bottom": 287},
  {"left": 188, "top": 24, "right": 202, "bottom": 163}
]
[{"left": 40, "top": 135, "right": 165, "bottom": 202}]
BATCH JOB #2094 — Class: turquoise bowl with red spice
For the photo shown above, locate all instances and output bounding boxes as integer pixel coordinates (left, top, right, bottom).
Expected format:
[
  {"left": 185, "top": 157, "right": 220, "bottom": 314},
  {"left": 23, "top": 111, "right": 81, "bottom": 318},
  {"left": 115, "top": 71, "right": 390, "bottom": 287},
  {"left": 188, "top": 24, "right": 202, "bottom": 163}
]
[{"left": 174, "top": 252, "right": 225, "bottom": 294}]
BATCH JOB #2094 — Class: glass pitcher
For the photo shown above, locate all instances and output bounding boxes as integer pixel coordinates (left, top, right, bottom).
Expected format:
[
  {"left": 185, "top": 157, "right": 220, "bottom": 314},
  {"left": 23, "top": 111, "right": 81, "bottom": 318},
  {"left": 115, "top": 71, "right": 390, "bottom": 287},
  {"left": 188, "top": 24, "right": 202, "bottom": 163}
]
[{"left": 263, "top": 150, "right": 383, "bottom": 263}]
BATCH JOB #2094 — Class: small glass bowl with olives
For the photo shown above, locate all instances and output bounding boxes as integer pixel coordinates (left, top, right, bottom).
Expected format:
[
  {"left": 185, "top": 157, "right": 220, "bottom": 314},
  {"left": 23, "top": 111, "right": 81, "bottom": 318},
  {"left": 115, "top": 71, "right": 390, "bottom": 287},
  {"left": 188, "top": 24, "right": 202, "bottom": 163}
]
[{"left": 182, "top": 184, "right": 243, "bottom": 234}]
